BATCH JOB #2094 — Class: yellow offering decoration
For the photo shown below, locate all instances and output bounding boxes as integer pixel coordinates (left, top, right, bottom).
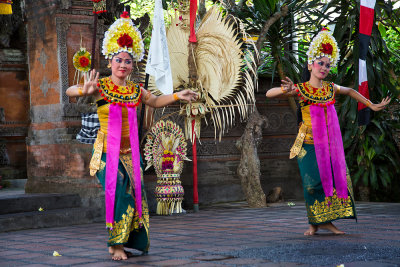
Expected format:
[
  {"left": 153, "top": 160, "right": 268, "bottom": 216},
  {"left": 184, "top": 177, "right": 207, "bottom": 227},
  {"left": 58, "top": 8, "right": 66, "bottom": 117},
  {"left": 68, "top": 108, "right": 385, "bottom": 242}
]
[
  {"left": 72, "top": 47, "right": 91, "bottom": 85},
  {"left": 0, "top": 0, "right": 12, "bottom": 14},
  {"left": 52, "top": 251, "right": 62, "bottom": 257}
]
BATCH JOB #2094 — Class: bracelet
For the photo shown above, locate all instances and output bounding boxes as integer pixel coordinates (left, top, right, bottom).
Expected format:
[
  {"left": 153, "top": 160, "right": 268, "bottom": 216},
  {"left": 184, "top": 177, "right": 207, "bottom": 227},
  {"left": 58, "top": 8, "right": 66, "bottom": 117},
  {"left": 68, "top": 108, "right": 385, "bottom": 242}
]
[
  {"left": 365, "top": 101, "right": 371, "bottom": 107},
  {"left": 78, "top": 87, "right": 83, "bottom": 96},
  {"left": 173, "top": 93, "right": 179, "bottom": 101},
  {"left": 281, "top": 86, "right": 286, "bottom": 93},
  {"left": 336, "top": 85, "right": 341, "bottom": 92}
]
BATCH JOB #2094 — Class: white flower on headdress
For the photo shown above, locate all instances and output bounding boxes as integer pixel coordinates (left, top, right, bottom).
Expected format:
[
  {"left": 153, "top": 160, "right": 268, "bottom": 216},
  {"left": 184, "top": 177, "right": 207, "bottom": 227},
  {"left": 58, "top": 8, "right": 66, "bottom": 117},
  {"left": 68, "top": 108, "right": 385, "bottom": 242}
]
[
  {"left": 306, "top": 28, "right": 340, "bottom": 68},
  {"left": 102, "top": 11, "right": 145, "bottom": 61}
]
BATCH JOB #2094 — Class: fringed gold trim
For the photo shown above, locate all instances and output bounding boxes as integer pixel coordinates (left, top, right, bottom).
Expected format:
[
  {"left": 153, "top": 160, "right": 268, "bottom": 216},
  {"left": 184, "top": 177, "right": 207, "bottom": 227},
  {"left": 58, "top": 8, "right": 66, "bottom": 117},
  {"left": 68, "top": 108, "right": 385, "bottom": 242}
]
[
  {"left": 156, "top": 199, "right": 183, "bottom": 215},
  {"left": 89, "top": 130, "right": 105, "bottom": 176},
  {"left": 307, "top": 189, "right": 354, "bottom": 224},
  {"left": 290, "top": 123, "right": 311, "bottom": 159},
  {"left": 106, "top": 222, "right": 113, "bottom": 229}
]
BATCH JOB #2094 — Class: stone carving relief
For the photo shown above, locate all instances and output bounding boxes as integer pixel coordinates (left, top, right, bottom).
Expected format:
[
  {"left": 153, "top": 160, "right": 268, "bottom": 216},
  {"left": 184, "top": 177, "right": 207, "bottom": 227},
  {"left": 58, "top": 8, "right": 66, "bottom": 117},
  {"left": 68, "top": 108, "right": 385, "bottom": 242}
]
[
  {"left": 37, "top": 48, "right": 48, "bottom": 69},
  {"left": 59, "top": 0, "right": 72, "bottom": 9},
  {"left": 0, "top": 142, "right": 10, "bottom": 166}
]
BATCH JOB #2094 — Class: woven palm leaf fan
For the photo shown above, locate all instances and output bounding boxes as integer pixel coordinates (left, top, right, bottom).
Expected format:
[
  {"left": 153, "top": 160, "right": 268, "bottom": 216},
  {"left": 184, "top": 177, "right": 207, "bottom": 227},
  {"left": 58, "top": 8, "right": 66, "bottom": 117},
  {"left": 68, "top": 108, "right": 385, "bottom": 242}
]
[{"left": 147, "top": 4, "right": 256, "bottom": 142}]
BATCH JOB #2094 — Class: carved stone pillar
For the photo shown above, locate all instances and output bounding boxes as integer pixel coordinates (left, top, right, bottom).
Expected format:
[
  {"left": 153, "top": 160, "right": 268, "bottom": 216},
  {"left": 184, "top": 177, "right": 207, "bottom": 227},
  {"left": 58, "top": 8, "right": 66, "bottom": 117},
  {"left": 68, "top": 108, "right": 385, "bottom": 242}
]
[{"left": 24, "top": 0, "right": 104, "bottom": 205}]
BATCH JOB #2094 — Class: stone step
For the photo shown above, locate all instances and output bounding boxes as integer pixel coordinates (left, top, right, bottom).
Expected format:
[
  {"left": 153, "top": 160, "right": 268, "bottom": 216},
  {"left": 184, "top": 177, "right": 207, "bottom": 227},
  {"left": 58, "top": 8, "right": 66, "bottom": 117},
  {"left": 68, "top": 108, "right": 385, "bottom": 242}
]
[
  {"left": 3, "top": 178, "right": 26, "bottom": 189},
  {"left": 0, "top": 207, "right": 104, "bottom": 232},
  {"left": 0, "top": 192, "right": 82, "bottom": 215}
]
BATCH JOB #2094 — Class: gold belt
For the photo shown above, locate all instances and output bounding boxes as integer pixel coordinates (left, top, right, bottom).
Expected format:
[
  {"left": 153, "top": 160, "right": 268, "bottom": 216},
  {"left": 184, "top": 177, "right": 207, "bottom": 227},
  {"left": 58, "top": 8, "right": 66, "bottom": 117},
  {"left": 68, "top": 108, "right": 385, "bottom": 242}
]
[
  {"left": 89, "top": 130, "right": 132, "bottom": 176},
  {"left": 289, "top": 124, "right": 312, "bottom": 159}
]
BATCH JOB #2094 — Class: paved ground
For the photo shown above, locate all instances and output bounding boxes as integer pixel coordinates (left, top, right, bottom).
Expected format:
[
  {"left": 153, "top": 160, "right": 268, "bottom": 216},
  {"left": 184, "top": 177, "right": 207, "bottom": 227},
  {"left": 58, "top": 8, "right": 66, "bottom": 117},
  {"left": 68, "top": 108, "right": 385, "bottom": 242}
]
[{"left": 0, "top": 201, "right": 399, "bottom": 267}]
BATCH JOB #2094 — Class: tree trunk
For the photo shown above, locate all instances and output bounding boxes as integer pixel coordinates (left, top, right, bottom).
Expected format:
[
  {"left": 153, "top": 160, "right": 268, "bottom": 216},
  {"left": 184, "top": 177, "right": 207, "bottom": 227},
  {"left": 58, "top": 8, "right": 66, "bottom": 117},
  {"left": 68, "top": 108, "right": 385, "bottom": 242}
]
[
  {"left": 234, "top": 6, "right": 288, "bottom": 208},
  {"left": 236, "top": 108, "right": 268, "bottom": 207}
]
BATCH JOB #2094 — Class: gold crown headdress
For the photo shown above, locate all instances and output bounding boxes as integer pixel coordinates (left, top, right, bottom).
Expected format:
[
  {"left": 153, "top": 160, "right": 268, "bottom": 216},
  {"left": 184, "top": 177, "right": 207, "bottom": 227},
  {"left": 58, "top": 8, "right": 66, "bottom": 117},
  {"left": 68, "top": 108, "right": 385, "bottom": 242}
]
[
  {"left": 102, "top": 11, "right": 145, "bottom": 61},
  {"left": 307, "top": 28, "right": 340, "bottom": 68}
]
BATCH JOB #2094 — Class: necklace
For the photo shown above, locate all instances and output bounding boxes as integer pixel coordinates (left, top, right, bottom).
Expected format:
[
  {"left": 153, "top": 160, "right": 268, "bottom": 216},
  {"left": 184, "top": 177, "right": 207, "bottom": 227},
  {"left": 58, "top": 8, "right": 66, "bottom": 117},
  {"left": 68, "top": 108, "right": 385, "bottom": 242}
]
[
  {"left": 97, "top": 77, "right": 142, "bottom": 107},
  {"left": 296, "top": 81, "right": 335, "bottom": 106}
]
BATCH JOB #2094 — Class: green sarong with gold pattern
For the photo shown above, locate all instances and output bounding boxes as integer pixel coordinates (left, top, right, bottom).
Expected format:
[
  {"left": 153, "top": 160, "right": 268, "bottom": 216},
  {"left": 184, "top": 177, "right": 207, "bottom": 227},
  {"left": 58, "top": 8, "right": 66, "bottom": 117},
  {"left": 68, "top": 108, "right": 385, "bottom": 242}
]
[
  {"left": 297, "top": 144, "right": 357, "bottom": 225},
  {"left": 96, "top": 153, "right": 150, "bottom": 252}
]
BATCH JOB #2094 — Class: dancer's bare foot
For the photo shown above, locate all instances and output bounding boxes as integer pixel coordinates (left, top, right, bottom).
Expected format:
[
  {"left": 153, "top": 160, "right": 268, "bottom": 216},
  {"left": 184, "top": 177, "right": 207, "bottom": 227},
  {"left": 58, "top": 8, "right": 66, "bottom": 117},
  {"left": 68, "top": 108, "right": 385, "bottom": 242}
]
[
  {"left": 111, "top": 245, "right": 128, "bottom": 260},
  {"left": 304, "top": 224, "right": 318, "bottom": 236},
  {"left": 109, "top": 246, "right": 134, "bottom": 257},
  {"left": 319, "top": 222, "right": 345, "bottom": 235}
]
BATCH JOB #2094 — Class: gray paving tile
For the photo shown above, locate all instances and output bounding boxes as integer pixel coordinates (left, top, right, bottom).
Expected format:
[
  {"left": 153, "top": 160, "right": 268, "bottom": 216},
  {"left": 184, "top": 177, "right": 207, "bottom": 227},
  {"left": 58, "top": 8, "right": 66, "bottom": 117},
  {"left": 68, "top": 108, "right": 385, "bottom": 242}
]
[{"left": 0, "top": 201, "right": 399, "bottom": 266}]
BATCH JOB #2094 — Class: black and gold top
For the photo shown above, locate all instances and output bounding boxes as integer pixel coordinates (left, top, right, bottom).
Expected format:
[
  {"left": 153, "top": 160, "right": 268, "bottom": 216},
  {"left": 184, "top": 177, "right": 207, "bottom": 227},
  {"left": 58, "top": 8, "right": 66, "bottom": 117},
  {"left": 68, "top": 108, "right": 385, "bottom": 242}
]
[
  {"left": 97, "top": 77, "right": 142, "bottom": 107},
  {"left": 293, "top": 81, "right": 336, "bottom": 146},
  {"left": 296, "top": 81, "right": 335, "bottom": 107}
]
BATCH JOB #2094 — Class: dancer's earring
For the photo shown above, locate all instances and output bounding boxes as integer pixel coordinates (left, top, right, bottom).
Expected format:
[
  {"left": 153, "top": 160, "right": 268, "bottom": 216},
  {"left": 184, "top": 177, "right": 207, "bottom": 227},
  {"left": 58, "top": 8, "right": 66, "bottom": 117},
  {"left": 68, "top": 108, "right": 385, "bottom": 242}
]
[{"left": 107, "top": 63, "right": 111, "bottom": 69}]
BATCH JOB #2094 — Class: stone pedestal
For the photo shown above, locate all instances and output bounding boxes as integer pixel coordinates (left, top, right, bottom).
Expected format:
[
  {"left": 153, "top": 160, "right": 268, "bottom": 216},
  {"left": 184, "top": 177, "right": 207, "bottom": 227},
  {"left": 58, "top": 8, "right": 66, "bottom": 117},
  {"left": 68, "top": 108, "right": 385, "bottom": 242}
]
[{"left": 24, "top": 0, "right": 104, "bottom": 206}]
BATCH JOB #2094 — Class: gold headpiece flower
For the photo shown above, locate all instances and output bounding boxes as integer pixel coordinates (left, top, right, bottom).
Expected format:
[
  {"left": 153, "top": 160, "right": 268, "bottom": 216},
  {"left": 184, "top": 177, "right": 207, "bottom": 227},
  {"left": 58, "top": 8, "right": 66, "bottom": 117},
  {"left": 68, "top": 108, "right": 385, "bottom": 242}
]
[
  {"left": 102, "top": 11, "right": 145, "bottom": 61},
  {"left": 307, "top": 28, "right": 340, "bottom": 68}
]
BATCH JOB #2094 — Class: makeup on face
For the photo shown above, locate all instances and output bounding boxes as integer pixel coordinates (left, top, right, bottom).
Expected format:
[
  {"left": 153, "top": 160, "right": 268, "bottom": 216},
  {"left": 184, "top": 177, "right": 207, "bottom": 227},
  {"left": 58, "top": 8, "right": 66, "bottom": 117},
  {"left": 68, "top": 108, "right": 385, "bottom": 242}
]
[
  {"left": 111, "top": 52, "right": 133, "bottom": 78},
  {"left": 311, "top": 57, "right": 331, "bottom": 78}
]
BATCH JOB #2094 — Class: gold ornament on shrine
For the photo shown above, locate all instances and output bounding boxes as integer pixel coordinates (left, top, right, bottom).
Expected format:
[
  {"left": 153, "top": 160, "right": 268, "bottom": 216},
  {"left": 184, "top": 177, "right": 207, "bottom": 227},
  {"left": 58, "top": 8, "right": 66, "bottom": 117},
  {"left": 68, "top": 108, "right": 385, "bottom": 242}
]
[
  {"left": 0, "top": 0, "right": 12, "bottom": 14},
  {"left": 144, "top": 120, "right": 190, "bottom": 215}
]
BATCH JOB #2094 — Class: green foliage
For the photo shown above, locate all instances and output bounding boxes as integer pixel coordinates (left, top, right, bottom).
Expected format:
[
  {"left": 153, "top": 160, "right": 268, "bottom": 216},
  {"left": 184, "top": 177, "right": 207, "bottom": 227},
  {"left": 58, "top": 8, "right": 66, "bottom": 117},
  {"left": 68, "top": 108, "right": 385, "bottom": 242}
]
[
  {"left": 123, "top": 0, "right": 156, "bottom": 19},
  {"left": 384, "top": 27, "right": 400, "bottom": 77}
]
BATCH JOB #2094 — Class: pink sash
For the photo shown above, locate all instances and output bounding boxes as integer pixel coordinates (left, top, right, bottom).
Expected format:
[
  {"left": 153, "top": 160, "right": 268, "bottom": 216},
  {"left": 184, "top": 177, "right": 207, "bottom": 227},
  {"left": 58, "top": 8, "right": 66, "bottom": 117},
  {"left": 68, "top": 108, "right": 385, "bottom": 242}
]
[
  {"left": 310, "top": 104, "right": 348, "bottom": 200},
  {"left": 105, "top": 104, "right": 142, "bottom": 229}
]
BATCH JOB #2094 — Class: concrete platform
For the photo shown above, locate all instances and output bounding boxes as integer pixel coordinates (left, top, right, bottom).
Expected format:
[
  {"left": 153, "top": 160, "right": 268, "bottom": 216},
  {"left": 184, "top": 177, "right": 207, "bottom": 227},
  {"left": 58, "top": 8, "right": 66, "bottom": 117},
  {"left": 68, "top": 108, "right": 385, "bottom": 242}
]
[
  {"left": 0, "top": 189, "right": 103, "bottom": 232},
  {"left": 0, "top": 201, "right": 399, "bottom": 266}
]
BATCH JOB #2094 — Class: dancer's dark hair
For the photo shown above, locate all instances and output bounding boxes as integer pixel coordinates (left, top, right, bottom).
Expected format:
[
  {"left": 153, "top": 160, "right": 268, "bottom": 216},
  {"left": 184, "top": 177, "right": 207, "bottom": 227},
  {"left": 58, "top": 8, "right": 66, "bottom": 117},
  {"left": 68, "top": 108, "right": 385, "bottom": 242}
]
[{"left": 301, "top": 63, "right": 311, "bottom": 83}]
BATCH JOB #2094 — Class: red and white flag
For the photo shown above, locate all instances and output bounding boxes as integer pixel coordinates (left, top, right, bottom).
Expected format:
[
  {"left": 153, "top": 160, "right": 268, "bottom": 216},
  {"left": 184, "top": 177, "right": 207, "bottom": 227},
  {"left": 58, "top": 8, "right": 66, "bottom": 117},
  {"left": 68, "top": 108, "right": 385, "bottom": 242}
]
[{"left": 358, "top": 0, "right": 376, "bottom": 125}]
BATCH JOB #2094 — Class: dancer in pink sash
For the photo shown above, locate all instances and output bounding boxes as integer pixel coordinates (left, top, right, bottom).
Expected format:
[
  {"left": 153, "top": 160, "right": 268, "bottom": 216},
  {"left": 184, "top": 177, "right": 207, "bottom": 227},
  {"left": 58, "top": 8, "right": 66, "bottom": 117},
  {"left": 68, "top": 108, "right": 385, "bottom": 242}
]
[
  {"left": 67, "top": 11, "right": 197, "bottom": 260},
  {"left": 266, "top": 28, "right": 390, "bottom": 236}
]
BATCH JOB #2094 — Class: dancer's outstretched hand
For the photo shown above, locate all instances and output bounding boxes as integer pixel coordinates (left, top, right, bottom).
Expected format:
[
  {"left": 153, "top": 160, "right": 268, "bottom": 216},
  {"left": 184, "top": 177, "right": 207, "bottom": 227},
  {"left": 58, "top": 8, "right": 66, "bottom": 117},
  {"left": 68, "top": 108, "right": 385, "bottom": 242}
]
[
  {"left": 177, "top": 89, "right": 198, "bottom": 102},
  {"left": 370, "top": 96, "right": 391, "bottom": 111},
  {"left": 83, "top": 69, "right": 100, "bottom": 95},
  {"left": 281, "top": 77, "right": 296, "bottom": 93}
]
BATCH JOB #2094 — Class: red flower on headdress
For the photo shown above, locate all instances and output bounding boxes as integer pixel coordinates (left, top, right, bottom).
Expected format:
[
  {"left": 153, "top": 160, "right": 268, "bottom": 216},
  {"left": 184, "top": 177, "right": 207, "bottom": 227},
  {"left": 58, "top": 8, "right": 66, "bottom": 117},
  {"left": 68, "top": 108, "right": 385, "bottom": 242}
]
[
  {"left": 79, "top": 56, "right": 90, "bottom": 67},
  {"left": 120, "top": 11, "right": 130, "bottom": 18},
  {"left": 321, "top": 43, "right": 333, "bottom": 54},
  {"left": 117, "top": 33, "right": 133, "bottom": 48}
]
